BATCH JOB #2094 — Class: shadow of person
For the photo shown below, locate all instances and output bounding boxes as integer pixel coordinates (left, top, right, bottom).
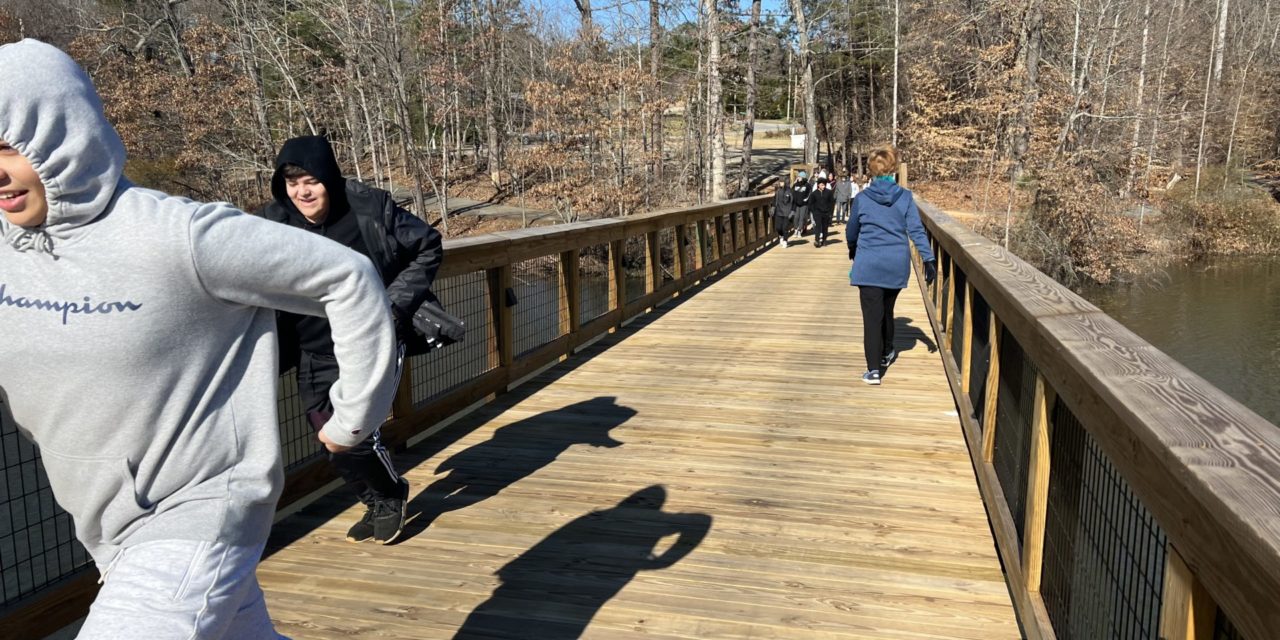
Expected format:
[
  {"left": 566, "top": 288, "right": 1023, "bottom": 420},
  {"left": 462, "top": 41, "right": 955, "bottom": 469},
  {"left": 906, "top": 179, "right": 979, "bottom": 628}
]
[
  {"left": 453, "top": 485, "right": 712, "bottom": 639},
  {"left": 883, "top": 316, "right": 938, "bottom": 373},
  {"left": 396, "top": 396, "right": 636, "bottom": 542}
]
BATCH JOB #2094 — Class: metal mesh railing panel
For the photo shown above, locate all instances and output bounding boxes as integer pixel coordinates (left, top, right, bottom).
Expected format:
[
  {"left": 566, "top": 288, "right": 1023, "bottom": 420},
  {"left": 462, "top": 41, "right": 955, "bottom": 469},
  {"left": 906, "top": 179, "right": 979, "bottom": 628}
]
[
  {"left": 409, "top": 271, "right": 498, "bottom": 407},
  {"left": 1041, "top": 399, "right": 1168, "bottom": 640},
  {"left": 624, "top": 236, "right": 647, "bottom": 304},
  {"left": 579, "top": 242, "right": 611, "bottom": 324},
  {"left": 513, "top": 256, "right": 567, "bottom": 356},
  {"left": 277, "top": 369, "right": 323, "bottom": 471},
  {"left": 659, "top": 228, "right": 676, "bottom": 284},
  {"left": 683, "top": 226, "right": 698, "bottom": 273},
  {"left": 968, "top": 291, "right": 992, "bottom": 428},
  {"left": 0, "top": 402, "right": 92, "bottom": 609},
  {"left": 1213, "top": 609, "right": 1246, "bottom": 640},
  {"left": 939, "top": 252, "right": 952, "bottom": 329},
  {"left": 993, "top": 325, "right": 1036, "bottom": 547},
  {"left": 950, "top": 269, "right": 968, "bottom": 365},
  {"left": 703, "top": 221, "right": 719, "bottom": 266}
]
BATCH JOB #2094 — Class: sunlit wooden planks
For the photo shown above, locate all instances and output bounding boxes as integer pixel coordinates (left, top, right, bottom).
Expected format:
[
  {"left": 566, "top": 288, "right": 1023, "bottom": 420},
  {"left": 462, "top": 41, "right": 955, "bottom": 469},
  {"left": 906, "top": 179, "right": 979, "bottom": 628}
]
[{"left": 260, "top": 236, "right": 1019, "bottom": 639}]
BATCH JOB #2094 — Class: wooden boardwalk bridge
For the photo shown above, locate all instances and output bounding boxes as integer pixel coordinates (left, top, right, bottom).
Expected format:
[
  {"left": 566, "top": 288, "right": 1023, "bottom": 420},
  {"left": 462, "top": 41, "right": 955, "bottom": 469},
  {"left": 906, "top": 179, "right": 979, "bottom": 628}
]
[
  {"left": 3, "top": 193, "right": 1278, "bottom": 640},
  {"left": 260, "top": 234, "right": 1017, "bottom": 639}
]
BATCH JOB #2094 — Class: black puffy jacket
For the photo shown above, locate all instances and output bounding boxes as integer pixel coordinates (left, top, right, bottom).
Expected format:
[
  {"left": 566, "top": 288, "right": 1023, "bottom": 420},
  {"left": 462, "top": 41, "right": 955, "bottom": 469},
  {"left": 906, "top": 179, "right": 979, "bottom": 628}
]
[{"left": 260, "top": 136, "right": 443, "bottom": 361}]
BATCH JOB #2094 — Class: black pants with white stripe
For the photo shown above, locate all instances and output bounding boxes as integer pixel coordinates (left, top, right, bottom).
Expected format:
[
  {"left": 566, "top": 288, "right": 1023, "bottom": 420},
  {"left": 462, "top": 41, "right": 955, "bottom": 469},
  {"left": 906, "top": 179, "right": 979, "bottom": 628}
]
[{"left": 297, "top": 350, "right": 402, "bottom": 506}]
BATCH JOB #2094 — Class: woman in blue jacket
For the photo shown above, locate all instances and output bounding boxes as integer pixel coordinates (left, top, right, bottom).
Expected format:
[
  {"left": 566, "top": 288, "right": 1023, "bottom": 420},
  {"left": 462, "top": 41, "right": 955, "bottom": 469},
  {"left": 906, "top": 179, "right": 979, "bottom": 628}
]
[{"left": 846, "top": 148, "right": 938, "bottom": 385}]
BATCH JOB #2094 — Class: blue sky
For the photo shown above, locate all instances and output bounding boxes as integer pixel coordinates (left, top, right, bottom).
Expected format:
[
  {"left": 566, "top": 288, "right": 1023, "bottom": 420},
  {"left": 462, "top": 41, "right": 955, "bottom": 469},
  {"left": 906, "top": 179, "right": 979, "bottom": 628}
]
[{"left": 535, "top": 0, "right": 792, "bottom": 43}]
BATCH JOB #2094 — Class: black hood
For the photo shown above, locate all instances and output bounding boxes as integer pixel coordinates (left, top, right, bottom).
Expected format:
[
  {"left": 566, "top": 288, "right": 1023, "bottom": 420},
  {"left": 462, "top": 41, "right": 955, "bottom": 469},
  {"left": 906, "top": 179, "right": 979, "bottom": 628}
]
[{"left": 270, "top": 135, "right": 349, "bottom": 216}]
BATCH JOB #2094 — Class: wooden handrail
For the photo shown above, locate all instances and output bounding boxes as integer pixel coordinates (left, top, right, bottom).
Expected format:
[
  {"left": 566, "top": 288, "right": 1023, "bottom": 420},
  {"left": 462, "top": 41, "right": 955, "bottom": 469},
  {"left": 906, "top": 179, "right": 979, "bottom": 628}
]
[
  {"left": 914, "top": 199, "right": 1280, "bottom": 640},
  {"left": 0, "top": 195, "right": 775, "bottom": 638}
]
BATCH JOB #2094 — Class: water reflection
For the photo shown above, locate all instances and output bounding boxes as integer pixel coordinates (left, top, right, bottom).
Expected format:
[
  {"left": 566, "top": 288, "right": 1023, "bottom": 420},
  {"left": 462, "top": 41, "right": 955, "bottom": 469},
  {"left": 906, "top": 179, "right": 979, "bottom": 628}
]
[{"left": 1079, "top": 256, "right": 1280, "bottom": 425}]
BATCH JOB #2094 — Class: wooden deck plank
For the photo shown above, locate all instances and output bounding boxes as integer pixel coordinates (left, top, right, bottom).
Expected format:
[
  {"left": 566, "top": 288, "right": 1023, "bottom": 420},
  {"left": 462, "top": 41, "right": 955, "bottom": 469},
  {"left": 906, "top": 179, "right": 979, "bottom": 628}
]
[{"left": 260, "top": 236, "right": 1020, "bottom": 638}]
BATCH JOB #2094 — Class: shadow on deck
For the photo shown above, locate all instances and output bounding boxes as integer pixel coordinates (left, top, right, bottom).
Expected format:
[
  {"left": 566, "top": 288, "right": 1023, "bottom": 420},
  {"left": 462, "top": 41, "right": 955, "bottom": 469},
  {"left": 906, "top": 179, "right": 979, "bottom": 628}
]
[{"left": 259, "top": 233, "right": 1019, "bottom": 639}]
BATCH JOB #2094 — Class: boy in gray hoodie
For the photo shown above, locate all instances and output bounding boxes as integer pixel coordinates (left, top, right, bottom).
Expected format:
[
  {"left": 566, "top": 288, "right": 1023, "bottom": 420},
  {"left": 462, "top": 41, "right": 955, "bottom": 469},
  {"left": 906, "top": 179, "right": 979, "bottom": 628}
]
[{"left": 0, "top": 40, "right": 400, "bottom": 638}]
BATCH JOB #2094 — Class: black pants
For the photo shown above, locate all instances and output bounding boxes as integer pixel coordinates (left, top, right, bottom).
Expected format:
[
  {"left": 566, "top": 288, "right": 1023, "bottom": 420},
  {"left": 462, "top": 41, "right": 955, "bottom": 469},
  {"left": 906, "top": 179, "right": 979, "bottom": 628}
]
[
  {"left": 774, "top": 215, "right": 792, "bottom": 241},
  {"left": 858, "top": 286, "right": 902, "bottom": 373},
  {"left": 297, "top": 350, "right": 402, "bottom": 505},
  {"left": 813, "top": 210, "right": 832, "bottom": 245}
]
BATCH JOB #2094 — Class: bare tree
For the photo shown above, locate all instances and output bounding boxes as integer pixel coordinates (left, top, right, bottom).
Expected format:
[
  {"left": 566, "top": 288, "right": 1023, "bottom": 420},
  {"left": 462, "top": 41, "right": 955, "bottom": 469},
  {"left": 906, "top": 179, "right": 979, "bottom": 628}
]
[
  {"left": 704, "top": 0, "right": 726, "bottom": 200},
  {"left": 790, "top": 0, "right": 817, "bottom": 165},
  {"left": 737, "top": 0, "right": 762, "bottom": 196}
]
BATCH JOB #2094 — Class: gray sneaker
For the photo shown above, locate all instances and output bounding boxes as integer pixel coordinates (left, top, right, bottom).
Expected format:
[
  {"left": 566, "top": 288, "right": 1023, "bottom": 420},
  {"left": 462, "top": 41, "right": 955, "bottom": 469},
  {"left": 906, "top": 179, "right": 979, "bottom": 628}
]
[
  {"left": 861, "top": 370, "right": 882, "bottom": 385},
  {"left": 372, "top": 478, "right": 411, "bottom": 545},
  {"left": 881, "top": 350, "right": 898, "bottom": 369}
]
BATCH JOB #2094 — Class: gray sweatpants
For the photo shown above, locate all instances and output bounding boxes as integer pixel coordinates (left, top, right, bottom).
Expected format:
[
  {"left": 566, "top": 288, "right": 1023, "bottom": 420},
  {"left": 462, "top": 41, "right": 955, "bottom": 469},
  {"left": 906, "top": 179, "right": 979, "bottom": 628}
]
[{"left": 78, "top": 540, "right": 288, "bottom": 639}]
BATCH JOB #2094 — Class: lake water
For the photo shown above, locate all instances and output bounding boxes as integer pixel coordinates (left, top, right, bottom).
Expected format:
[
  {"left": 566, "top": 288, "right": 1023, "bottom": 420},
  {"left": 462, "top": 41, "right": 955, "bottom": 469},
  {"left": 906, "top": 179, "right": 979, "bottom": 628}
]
[{"left": 1079, "top": 256, "right": 1280, "bottom": 426}]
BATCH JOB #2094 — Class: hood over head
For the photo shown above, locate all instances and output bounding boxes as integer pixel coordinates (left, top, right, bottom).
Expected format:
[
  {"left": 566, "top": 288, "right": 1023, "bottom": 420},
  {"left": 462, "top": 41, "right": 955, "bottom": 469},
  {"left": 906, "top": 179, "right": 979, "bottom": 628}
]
[
  {"left": 270, "top": 135, "right": 348, "bottom": 217},
  {"left": 0, "top": 39, "right": 127, "bottom": 254},
  {"left": 864, "top": 178, "right": 909, "bottom": 208}
]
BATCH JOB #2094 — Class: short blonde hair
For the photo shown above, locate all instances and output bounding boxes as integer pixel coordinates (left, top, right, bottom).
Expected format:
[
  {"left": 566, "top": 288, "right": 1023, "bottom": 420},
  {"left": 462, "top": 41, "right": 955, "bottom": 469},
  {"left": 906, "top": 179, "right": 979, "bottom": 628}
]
[{"left": 868, "top": 147, "right": 898, "bottom": 177}]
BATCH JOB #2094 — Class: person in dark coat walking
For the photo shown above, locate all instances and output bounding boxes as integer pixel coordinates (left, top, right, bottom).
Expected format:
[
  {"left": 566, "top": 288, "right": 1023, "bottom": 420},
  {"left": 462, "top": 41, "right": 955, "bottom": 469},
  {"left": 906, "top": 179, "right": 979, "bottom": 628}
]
[
  {"left": 846, "top": 147, "right": 937, "bottom": 385},
  {"left": 260, "top": 135, "right": 444, "bottom": 544},
  {"left": 771, "top": 180, "right": 795, "bottom": 248},
  {"left": 808, "top": 177, "right": 836, "bottom": 247},
  {"left": 789, "top": 171, "right": 812, "bottom": 239}
]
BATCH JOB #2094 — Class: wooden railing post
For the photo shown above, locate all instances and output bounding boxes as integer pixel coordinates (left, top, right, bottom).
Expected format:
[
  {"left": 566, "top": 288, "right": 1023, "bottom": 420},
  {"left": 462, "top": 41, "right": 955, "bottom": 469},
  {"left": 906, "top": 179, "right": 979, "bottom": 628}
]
[
  {"left": 1022, "top": 373, "right": 1055, "bottom": 593},
  {"left": 981, "top": 312, "right": 1002, "bottom": 462},
  {"left": 645, "top": 230, "right": 660, "bottom": 294},
  {"left": 960, "top": 281, "right": 975, "bottom": 394},
  {"left": 559, "top": 249, "right": 580, "bottom": 342},
  {"left": 1160, "top": 546, "right": 1217, "bottom": 640},
  {"left": 609, "top": 238, "right": 626, "bottom": 323}
]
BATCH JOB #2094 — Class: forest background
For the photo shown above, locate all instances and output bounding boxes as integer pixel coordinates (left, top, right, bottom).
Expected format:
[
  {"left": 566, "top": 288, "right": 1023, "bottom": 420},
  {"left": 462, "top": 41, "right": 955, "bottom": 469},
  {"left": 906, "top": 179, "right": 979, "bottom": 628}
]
[{"left": 3, "top": 0, "right": 1279, "bottom": 286}]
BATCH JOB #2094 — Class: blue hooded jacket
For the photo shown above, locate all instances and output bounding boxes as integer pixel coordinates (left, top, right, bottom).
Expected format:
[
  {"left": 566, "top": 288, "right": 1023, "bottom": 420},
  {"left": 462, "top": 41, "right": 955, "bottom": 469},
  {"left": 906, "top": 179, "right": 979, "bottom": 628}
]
[{"left": 846, "top": 180, "right": 935, "bottom": 289}]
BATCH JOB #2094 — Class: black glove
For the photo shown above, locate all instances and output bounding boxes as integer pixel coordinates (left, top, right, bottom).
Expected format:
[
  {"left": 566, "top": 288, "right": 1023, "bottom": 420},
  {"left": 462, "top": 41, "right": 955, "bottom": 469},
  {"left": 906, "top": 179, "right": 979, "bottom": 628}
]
[
  {"left": 391, "top": 305, "right": 413, "bottom": 341},
  {"left": 923, "top": 260, "right": 937, "bottom": 285}
]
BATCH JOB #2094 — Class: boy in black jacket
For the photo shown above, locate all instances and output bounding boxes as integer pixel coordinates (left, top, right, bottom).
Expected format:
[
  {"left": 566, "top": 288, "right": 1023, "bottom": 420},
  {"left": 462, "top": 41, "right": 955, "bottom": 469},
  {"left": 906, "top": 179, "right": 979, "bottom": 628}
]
[
  {"left": 260, "top": 135, "right": 443, "bottom": 544},
  {"left": 809, "top": 177, "right": 836, "bottom": 247}
]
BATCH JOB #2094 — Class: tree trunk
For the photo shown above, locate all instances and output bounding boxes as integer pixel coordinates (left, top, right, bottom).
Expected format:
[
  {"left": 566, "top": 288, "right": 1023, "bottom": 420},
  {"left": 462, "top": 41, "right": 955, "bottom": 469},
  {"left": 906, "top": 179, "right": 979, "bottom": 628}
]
[
  {"left": 1007, "top": 0, "right": 1042, "bottom": 248},
  {"left": 704, "top": 0, "right": 726, "bottom": 200},
  {"left": 790, "top": 0, "right": 817, "bottom": 164},
  {"left": 1195, "top": 0, "right": 1220, "bottom": 199},
  {"left": 1126, "top": 0, "right": 1152, "bottom": 194},
  {"left": 737, "top": 0, "right": 761, "bottom": 195},
  {"left": 650, "top": 0, "right": 663, "bottom": 183},
  {"left": 1213, "top": 0, "right": 1230, "bottom": 87},
  {"left": 891, "top": 0, "right": 900, "bottom": 147},
  {"left": 1011, "top": 0, "right": 1042, "bottom": 180},
  {"left": 574, "top": 0, "right": 593, "bottom": 39}
]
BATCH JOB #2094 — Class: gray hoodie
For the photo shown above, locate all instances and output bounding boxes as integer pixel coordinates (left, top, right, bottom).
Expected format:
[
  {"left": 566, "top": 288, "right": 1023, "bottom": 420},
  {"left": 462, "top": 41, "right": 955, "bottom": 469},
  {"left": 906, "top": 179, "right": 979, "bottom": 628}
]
[{"left": 0, "top": 40, "right": 399, "bottom": 567}]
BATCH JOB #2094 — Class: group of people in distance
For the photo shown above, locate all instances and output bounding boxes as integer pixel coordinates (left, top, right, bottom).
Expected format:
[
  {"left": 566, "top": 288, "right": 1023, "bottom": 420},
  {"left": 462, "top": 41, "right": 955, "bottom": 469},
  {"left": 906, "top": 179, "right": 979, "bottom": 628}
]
[
  {"left": 771, "top": 149, "right": 939, "bottom": 386},
  {"left": 771, "top": 166, "right": 863, "bottom": 249},
  {"left": 0, "top": 37, "right": 939, "bottom": 640}
]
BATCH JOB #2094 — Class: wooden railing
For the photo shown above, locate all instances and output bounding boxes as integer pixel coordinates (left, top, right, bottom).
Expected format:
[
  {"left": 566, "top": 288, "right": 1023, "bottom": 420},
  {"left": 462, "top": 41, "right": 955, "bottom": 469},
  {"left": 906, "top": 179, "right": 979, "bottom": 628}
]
[
  {"left": 0, "top": 195, "right": 775, "bottom": 639},
  {"left": 913, "top": 200, "right": 1277, "bottom": 640}
]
